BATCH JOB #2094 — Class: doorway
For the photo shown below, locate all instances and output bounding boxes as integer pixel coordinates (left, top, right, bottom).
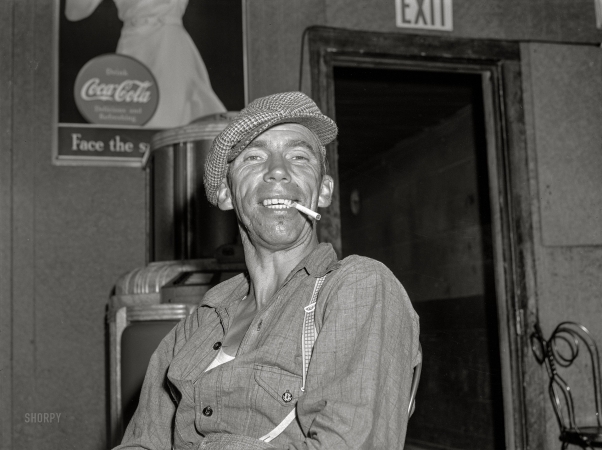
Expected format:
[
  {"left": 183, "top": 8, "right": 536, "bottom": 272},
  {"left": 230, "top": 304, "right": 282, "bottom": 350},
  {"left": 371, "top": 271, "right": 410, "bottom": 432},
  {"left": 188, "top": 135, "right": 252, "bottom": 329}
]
[
  {"left": 334, "top": 66, "right": 504, "bottom": 449},
  {"left": 308, "top": 26, "right": 536, "bottom": 450}
]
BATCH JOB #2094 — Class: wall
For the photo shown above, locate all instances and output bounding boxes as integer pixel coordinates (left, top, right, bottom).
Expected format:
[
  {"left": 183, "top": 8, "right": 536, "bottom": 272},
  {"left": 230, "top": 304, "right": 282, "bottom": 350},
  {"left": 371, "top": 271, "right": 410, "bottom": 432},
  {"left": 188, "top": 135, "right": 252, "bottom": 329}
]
[
  {"left": 245, "top": 0, "right": 326, "bottom": 100},
  {"left": 0, "top": 0, "right": 14, "bottom": 447},
  {"left": 2, "top": 1, "right": 146, "bottom": 449},
  {"left": 247, "top": 0, "right": 602, "bottom": 98},
  {"left": 521, "top": 42, "right": 602, "bottom": 450},
  {"left": 324, "top": 0, "right": 600, "bottom": 43}
]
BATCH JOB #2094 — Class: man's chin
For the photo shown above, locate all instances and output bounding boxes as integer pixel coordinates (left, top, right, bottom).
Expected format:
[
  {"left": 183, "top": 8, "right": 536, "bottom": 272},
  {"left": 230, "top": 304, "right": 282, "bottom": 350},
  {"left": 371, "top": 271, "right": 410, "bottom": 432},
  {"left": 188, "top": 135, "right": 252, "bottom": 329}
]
[{"left": 253, "top": 226, "right": 313, "bottom": 251}]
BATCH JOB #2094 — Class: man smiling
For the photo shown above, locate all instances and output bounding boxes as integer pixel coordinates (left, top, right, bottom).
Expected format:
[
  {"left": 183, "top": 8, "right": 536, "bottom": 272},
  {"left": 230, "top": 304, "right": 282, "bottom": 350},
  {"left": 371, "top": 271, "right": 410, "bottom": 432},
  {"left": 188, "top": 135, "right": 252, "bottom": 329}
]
[{"left": 116, "top": 92, "right": 420, "bottom": 450}]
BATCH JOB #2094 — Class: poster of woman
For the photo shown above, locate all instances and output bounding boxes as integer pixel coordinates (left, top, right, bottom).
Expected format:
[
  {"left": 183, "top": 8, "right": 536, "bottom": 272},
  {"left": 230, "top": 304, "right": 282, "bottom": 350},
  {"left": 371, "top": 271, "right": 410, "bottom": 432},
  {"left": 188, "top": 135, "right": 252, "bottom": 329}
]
[{"left": 55, "top": 0, "right": 245, "bottom": 166}]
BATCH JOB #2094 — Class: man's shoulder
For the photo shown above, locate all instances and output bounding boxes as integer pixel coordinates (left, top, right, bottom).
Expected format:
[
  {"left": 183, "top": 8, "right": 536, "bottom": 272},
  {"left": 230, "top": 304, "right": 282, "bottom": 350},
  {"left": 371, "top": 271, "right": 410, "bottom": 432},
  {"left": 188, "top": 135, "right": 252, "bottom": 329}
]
[
  {"left": 335, "top": 254, "right": 399, "bottom": 281},
  {"left": 324, "top": 254, "right": 409, "bottom": 302},
  {"left": 321, "top": 254, "right": 418, "bottom": 332}
]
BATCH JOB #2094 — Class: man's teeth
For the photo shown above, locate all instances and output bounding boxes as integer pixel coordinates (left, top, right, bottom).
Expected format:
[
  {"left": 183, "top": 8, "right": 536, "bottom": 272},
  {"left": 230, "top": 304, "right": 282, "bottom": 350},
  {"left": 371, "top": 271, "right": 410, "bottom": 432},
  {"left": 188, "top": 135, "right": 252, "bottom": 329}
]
[{"left": 262, "top": 199, "right": 294, "bottom": 209}]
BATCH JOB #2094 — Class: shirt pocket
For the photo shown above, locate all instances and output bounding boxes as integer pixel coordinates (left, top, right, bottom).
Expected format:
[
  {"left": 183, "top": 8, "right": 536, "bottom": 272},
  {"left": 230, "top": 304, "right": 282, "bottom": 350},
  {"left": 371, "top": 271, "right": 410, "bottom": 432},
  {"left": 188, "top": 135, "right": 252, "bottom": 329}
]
[{"left": 253, "top": 364, "right": 303, "bottom": 410}]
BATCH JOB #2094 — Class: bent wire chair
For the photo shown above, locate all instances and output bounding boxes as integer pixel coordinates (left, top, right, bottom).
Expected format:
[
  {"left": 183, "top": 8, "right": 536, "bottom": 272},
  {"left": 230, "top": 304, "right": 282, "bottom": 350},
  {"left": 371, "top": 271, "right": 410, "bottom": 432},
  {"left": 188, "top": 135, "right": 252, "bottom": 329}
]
[{"left": 531, "top": 321, "right": 602, "bottom": 449}]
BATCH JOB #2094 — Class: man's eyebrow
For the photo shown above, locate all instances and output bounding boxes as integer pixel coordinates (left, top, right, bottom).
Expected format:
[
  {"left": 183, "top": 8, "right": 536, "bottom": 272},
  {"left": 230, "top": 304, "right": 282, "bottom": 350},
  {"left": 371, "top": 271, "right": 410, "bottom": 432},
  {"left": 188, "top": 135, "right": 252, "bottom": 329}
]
[
  {"left": 286, "top": 139, "right": 316, "bottom": 152},
  {"left": 246, "top": 138, "right": 317, "bottom": 152}
]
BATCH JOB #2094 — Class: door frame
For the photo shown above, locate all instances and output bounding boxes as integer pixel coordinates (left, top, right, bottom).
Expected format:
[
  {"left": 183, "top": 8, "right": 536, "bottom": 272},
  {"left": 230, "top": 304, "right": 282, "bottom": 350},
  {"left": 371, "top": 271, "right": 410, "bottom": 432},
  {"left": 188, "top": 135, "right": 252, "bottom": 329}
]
[{"left": 308, "top": 26, "right": 544, "bottom": 450}]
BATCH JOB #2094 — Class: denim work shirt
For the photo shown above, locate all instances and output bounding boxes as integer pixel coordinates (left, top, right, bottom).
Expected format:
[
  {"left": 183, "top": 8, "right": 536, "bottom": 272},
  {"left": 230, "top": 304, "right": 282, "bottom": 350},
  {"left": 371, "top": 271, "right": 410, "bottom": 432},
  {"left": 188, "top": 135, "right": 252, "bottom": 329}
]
[{"left": 115, "top": 243, "right": 420, "bottom": 450}]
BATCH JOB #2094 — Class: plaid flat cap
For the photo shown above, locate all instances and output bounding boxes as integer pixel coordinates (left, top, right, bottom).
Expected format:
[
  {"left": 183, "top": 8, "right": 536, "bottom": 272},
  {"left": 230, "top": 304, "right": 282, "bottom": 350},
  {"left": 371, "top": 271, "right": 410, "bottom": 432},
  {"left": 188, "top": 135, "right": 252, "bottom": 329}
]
[{"left": 203, "top": 91, "right": 338, "bottom": 205}]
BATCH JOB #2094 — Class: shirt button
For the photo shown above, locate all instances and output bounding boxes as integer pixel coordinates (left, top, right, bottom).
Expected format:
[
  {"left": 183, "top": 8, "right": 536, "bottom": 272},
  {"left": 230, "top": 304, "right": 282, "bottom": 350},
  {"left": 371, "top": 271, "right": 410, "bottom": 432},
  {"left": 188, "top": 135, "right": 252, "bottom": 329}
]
[
  {"left": 202, "top": 406, "right": 213, "bottom": 417},
  {"left": 213, "top": 342, "right": 222, "bottom": 350}
]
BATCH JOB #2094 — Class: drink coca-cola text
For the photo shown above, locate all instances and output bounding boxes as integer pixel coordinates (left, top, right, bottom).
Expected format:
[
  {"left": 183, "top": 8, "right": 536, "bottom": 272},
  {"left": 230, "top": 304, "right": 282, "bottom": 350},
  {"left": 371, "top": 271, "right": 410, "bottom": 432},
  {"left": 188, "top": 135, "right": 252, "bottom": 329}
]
[{"left": 81, "top": 78, "right": 153, "bottom": 103}]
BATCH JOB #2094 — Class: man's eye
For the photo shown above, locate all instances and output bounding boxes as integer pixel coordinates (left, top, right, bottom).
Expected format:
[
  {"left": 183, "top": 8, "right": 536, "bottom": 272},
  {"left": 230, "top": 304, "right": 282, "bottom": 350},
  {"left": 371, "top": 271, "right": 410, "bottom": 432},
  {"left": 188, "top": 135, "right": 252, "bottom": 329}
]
[
  {"left": 244, "top": 155, "right": 263, "bottom": 161},
  {"left": 291, "top": 154, "right": 309, "bottom": 161}
]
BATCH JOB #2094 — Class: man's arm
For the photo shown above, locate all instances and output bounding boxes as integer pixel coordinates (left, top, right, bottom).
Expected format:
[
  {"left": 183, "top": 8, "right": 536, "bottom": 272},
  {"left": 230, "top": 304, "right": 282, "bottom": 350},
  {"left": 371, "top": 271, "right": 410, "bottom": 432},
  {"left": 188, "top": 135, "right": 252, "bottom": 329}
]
[{"left": 292, "top": 258, "right": 420, "bottom": 449}]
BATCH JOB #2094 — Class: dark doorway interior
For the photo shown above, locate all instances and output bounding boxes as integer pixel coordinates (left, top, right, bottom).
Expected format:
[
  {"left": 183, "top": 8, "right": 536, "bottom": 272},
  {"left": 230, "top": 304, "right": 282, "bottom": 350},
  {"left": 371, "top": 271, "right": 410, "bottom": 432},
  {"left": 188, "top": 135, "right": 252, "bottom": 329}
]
[{"left": 334, "top": 66, "right": 506, "bottom": 450}]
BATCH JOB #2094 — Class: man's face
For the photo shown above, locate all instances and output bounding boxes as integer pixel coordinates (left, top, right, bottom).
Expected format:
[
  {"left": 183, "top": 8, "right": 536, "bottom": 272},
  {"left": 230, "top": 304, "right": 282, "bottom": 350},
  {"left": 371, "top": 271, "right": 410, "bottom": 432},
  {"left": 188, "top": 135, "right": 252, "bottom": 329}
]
[{"left": 217, "top": 123, "right": 333, "bottom": 251}]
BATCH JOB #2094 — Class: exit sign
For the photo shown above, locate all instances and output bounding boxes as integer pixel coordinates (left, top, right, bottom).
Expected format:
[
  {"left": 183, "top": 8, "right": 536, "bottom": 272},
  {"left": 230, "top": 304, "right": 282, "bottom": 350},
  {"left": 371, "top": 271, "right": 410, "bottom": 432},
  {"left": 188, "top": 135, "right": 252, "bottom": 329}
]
[{"left": 395, "top": 0, "right": 453, "bottom": 31}]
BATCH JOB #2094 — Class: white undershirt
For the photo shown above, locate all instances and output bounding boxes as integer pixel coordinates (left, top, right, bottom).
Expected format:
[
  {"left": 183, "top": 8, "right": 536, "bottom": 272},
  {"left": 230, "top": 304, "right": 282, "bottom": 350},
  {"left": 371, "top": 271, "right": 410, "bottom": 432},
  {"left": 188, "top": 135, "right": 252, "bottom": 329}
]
[
  {"left": 204, "top": 295, "right": 246, "bottom": 372},
  {"left": 204, "top": 348, "right": 236, "bottom": 372}
]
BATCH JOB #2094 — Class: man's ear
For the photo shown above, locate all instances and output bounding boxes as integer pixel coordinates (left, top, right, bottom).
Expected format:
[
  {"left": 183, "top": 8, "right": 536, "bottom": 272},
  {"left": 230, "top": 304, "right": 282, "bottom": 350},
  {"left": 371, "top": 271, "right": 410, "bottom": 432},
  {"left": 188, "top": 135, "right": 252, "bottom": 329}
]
[
  {"left": 318, "top": 175, "right": 334, "bottom": 208},
  {"left": 217, "top": 178, "right": 234, "bottom": 211}
]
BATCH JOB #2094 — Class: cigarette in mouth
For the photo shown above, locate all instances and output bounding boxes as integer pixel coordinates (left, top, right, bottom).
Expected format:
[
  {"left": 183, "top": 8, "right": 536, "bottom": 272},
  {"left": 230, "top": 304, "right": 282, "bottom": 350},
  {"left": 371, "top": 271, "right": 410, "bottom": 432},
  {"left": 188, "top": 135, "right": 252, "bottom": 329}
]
[{"left": 293, "top": 202, "right": 321, "bottom": 221}]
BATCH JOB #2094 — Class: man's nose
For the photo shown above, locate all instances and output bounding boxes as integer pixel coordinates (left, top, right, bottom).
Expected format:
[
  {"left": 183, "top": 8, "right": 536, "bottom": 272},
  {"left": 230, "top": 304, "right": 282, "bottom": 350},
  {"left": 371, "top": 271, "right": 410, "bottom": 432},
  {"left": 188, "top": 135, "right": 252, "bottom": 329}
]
[{"left": 263, "top": 154, "right": 291, "bottom": 183}]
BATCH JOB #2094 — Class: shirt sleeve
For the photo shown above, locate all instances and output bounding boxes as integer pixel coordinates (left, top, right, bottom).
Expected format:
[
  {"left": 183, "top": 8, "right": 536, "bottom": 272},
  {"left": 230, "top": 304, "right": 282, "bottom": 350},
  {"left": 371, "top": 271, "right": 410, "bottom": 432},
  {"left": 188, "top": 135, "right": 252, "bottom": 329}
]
[
  {"left": 113, "top": 313, "right": 193, "bottom": 450},
  {"left": 287, "top": 258, "right": 420, "bottom": 450}
]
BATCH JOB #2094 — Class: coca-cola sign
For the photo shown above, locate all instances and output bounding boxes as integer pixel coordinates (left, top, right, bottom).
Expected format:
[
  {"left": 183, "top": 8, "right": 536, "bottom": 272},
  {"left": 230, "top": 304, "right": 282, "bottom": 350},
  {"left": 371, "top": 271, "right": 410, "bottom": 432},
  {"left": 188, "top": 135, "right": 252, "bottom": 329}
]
[{"left": 74, "top": 54, "right": 158, "bottom": 126}]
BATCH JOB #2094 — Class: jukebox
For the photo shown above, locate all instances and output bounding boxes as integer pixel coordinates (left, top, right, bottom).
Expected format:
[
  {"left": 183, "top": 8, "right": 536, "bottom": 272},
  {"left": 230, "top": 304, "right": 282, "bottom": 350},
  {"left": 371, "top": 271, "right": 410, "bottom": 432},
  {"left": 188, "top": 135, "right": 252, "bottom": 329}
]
[{"left": 107, "top": 113, "right": 246, "bottom": 446}]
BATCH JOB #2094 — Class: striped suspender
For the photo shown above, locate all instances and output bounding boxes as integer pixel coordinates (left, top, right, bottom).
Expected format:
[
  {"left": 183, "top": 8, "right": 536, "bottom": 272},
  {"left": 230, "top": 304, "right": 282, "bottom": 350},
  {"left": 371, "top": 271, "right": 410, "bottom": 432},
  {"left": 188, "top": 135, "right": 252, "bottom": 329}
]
[
  {"left": 259, "top": 275, "right": 327, "bottom": 443},
  {"left": 301, "top": 275, "right": 326, "bottom": 391}
]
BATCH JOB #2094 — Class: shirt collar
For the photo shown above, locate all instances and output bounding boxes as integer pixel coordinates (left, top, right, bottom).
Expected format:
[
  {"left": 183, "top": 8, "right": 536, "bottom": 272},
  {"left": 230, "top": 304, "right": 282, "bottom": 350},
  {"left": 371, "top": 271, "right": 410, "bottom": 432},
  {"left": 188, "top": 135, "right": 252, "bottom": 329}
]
[
  {"left": 295, "top": 242, "right": 340, "bottom": 278},
  {"left": 200, "top": 243, "right": 339, "bottom": 309}
]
